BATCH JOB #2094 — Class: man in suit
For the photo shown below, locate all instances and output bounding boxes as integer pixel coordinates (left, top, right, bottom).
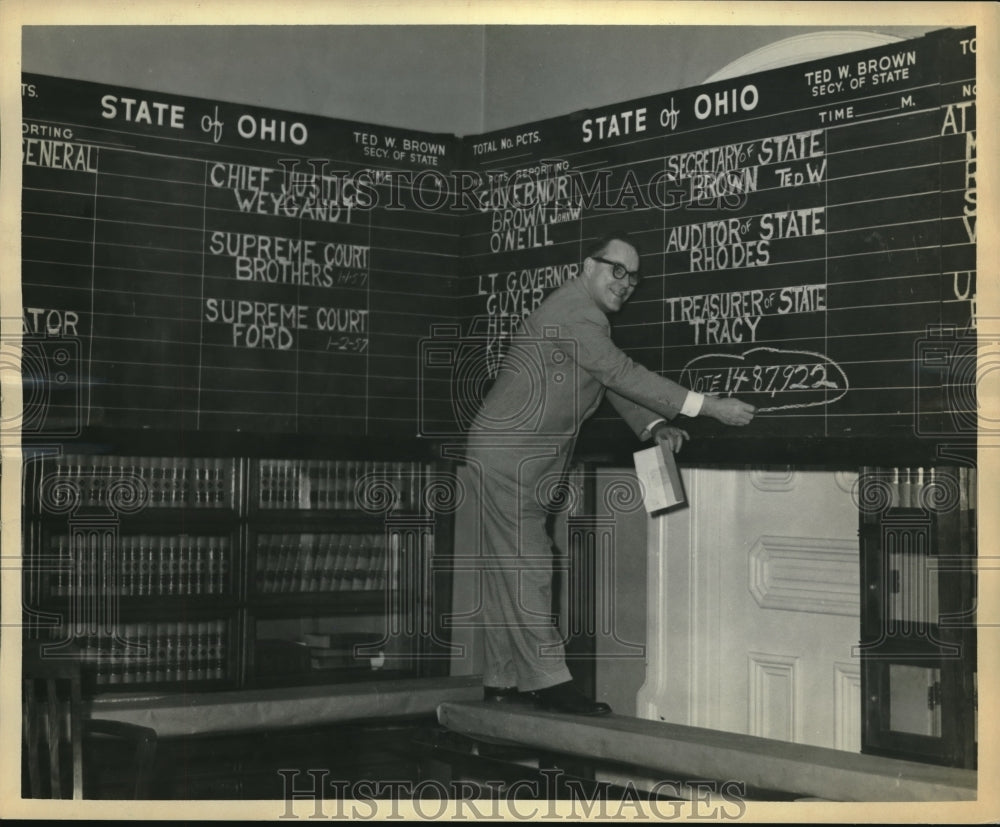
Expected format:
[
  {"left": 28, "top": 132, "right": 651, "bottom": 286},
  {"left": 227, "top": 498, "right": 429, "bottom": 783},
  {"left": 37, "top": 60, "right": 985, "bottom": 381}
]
[{"left": 466, "top": 235, "right": 755, "bottom": 715}]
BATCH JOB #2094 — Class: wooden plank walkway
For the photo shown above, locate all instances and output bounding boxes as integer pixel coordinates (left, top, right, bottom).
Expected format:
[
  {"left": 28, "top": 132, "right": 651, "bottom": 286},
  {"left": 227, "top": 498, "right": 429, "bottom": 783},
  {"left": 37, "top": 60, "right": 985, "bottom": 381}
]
[{"left": 437, "top": 701, "right": 976, "bottom": 802}]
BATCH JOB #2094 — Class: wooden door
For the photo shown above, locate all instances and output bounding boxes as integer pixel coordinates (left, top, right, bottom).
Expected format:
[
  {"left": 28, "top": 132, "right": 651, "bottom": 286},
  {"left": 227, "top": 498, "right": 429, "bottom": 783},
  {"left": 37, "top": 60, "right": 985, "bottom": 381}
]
[{"left": 638, "top": 468, "right": 863, "bottom": 752}]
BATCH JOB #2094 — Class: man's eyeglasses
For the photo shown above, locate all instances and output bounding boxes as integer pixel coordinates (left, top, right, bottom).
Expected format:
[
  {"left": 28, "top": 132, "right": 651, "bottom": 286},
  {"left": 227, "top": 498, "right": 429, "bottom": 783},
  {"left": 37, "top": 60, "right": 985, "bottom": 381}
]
[{"left": 591, "top": 256, "right": 641, "bottom": 286}]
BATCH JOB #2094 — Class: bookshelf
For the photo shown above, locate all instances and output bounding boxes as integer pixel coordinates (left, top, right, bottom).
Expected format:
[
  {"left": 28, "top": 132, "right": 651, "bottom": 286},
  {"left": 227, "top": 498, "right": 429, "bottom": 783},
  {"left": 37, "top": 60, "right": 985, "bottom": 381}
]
[
  {"left": 858, "top": 465, "right": 977, "bottom": 769},
  {"left": 22, "top": 443, "right": 455, "bottom": 697}
]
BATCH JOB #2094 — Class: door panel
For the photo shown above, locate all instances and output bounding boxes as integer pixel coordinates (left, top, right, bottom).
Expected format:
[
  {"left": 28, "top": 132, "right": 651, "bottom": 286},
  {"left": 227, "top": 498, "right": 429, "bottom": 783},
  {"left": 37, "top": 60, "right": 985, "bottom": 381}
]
[{"left": 639, "top": 468, "right": 862, "bottom": 751}]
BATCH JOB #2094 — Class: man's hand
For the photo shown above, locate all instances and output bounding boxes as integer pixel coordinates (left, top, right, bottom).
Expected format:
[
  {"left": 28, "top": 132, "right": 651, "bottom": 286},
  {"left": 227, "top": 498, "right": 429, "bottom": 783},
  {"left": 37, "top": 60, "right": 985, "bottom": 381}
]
[
  {"left": 702, "top": 396, "right": 755, "bottom": 426},
  {"left": 652, "top": 423, "right": 690, "bottom": 453}
]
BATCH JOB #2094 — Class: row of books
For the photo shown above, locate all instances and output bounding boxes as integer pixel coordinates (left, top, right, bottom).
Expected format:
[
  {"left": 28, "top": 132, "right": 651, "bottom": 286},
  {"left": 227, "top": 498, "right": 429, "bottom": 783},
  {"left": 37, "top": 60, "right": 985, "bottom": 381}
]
[
  {"left": 30, "top": 455, "right": 442, "bottom": 514},
  {"left": 254, "top": 532, "right": 414, "bottom": 594},
  {"left": 257, "top": 459, "right": 432, "bottom": 512},
  {"left": 37, "top": 455, "right": 234, "bottom": 510},
  {"left": 302, "top": 632, "right": 383, "bottom": 671},
  {"left": 48, "top": 534, "right": 231, "bottom": 598},
  {"left": 76, "top": 620, "right": 228, "bottom": 685},
  {"left": 41, "top": 528, "right": 435, "bottom": 598},
  {"left": 859, "top": 466, "right": 977, "bottom": 511}
]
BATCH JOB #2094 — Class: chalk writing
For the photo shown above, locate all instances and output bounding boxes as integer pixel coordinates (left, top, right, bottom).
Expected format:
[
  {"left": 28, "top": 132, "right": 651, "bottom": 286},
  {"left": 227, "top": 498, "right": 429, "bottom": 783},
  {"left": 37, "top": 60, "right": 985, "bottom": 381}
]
[
  {"left": 101, "top": 94, "right": 185, "bottom": 129},
  {"left": 475, "top": 264, "right": 580, "bottom": 373},
  {"left": 204, "top": 298, "right": 368, "bottom": 351},
  {"left": 22, "top": 139, "right": 97, "bottom": 172},
  {"left": 200, "top": 106, "right": 224, "bottom": 143},
  {"left": 208, "top": 161, "right": 360, "bottom": 224},
  {"left": 23, "top": 122, "right": 72, "bottom": 139},
  {"left": 694, "top": 85, "right": 758, "bottom": 121},
  {"left": 774, "top": 159, "right": 826, "bottom": 187},
  {"left": 963, "top": 130, "right": 976, "bottom": 244},
  {"left": 354, "top": 129, "right": 448, "bottom": 164},
  {"left": 804, "top": 64, "right": 851, "bottom": 97},
  {"left": 756, "top": 130, "right": 822, "bottom": 164},
  {"left": 326, "top": 335, "right": 369, "bottom": 353},
  {"left": 947, "top": 270, "right": 976, "bottom": 333},
  {"left": 23, "top": 307, "right": 81, "bottom": 336},
  {"left": 806, "top": 49, "right": 917, "bottom": 97},
  {"left": 666, "top": 284, "right": 826, "bottom": 345},
  {"left": 478, "top": 162, "right": 582, "bottom": 252},
  {"left": 681, "top": 347, "right": 847, "bottom": 411},
  {"left": 940, "top": 101, "right": 975, "bottom": 244},
  {"left": 236, "top": 114, "right": 307, "bottom": 146},
  {"left": 666, "top": 207, "right": 824, "bottom": 273},
  {"left": 472, "top": 130, "right": 541, "bottom": 156},
  {"left": 582, "top": 107, "right": 647, "bottom": 142},
  {"left": 207, "top": 231, "right": 369, "bottom": 288},
  {"left": 665, "top": 141, "right": 759, "bottom": 203},
  {"left": 666, "top": 130, "right": 824, "bottom": 196},
  {"left": 856, "top": 49, "right": 917, "bottom": 85}
]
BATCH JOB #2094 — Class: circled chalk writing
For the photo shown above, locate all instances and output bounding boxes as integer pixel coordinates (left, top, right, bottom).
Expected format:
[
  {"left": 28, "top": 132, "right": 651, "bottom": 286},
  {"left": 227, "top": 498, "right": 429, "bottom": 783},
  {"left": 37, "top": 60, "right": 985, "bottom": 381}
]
[{"left": 680, "top": 347, "right": 848, "bottom": 411}]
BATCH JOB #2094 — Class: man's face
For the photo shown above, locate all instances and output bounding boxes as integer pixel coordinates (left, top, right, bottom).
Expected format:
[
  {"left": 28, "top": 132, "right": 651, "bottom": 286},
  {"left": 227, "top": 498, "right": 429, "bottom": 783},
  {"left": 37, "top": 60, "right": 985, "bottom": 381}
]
[{"left": 583, "top": 239, "right": 640, "bottom": 314}]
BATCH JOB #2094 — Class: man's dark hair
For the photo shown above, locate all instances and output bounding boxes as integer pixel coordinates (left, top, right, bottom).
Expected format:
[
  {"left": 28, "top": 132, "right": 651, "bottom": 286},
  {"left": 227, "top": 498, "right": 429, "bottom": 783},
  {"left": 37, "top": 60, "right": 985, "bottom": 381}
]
[{"left": 586, "top": 233, "right": 639, "bottom": 260}]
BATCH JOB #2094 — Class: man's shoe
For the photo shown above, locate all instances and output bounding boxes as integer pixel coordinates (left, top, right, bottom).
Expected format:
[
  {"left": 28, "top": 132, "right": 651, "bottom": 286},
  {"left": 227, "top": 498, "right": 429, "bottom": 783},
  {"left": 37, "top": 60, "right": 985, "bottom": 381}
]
[
  {"left": 531, "top": 682, "right": 612, "bottom": 716},
  {"left": 483, "top": 685, "right": 531, "bottom": 703}
]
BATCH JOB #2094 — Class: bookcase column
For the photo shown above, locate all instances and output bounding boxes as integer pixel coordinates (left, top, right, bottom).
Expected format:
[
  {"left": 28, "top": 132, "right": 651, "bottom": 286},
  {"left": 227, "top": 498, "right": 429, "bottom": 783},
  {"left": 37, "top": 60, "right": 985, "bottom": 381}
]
[
  {"left": 67, "top": 517, "right": 119, "bottom": 644},
  {"left": 565, "top": 513, "right": 644, "bottom": 656},
  {"left": 38, "top": 470, "right": 148, "bottom": 662},
  {"left": 385, "top": 516, "right": 435, "bottom": 639}
]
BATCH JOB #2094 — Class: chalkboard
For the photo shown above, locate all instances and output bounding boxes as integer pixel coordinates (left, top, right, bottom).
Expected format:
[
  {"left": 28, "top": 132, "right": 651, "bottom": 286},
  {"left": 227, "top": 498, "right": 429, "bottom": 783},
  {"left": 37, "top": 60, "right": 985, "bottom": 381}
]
[
  {"left": 21, "top": 26, "right": 977, "bottom": 453},
  {"left": 21, "top": 73, "right": 460, "bottom": 438},
  {"left": 458, "top": 26, "right": 977, "bottom": 452}
]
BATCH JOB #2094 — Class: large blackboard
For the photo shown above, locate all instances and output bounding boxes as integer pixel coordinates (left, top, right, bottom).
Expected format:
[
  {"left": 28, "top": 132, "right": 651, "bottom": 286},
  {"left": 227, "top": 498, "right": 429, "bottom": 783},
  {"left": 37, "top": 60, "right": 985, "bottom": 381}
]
[
  {"left": 459, "top": 26, "right": 977, "bottom": 453},
  {"left": 21, "top": 26, "right": 977, "bottom": 453},
  {"left": 21, "top": 73, "right": 460, "bottom": 438}
]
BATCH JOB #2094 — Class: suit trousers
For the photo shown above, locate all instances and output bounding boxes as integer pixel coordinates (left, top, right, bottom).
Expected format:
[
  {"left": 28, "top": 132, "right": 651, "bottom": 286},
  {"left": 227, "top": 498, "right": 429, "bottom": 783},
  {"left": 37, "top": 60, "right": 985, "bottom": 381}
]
[{"left": 469, "top": 451, "right": 573, "bottom": 692}]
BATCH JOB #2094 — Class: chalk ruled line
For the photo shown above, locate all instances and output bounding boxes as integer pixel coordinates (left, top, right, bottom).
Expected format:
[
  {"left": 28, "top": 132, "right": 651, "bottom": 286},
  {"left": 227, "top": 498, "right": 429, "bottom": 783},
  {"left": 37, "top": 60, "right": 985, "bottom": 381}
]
[
  {"left": 23, "top": 185, "right": 965, "bottom": 270},
  {"left": 197, "top": 160, "right": 207, "bottom": 429},
  {"left": 86, "top": 142, "right": 99, "bottom": 427},
  {"left": 24, "top": 119, "right": 949, "bottom": 222}
]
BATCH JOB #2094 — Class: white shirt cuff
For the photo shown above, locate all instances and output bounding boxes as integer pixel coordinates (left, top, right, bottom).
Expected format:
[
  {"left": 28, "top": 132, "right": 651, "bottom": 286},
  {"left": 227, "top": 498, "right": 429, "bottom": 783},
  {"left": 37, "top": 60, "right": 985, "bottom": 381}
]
[
  {"left": 642, "top": 417, "right": 666, "bottom": 440},
  {"left": 680, "top": 391, "right": 705, "bottom": 418},
  {"left": 643, "top": 392, "right": 704, "bottom": 439}
]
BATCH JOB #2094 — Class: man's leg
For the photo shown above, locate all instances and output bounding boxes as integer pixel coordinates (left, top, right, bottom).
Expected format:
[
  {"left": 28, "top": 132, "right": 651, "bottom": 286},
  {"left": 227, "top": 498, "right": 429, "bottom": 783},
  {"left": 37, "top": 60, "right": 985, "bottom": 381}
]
[
  {"left": 479, "top": 479, "right": 571, "bottom": 692},
  {"left": 480, "top": 552, "right": 519, "bottom": 690},
  {"left": 482, "top": 497, "right": 610, "bottom": 714},
  {"left": 473, "top": 453, "right": 609, "bottom": 714},
  {"left": 468, "top": 463, "right": 519, "bottom": 691}
]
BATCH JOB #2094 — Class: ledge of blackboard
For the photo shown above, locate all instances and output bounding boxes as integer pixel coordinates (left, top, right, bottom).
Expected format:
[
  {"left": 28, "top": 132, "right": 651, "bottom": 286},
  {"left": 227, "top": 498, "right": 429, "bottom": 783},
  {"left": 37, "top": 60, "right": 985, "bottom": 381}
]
[
  {"left": 574, "top": 435, "right": 976, "bottom": 470},
  {"left": 23, "top": 428, "right": 451, "bottom": 462},
  {"left": 23, "top": 428, "right": 975, "bottom": 471}
]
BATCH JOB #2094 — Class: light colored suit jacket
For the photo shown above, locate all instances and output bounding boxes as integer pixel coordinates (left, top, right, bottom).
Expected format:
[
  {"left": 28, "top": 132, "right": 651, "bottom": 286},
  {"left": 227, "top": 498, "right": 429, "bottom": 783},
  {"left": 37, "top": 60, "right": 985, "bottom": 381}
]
[{"left": 467, "top": 276, "right": 689, "bottom": 496}]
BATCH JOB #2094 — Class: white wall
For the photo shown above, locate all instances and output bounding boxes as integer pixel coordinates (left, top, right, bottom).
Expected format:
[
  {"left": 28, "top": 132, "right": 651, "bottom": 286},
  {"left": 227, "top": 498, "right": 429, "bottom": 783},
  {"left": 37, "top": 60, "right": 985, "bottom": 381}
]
[{"left": 21, "top": 26, "right": 487, "bottom": 135}]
